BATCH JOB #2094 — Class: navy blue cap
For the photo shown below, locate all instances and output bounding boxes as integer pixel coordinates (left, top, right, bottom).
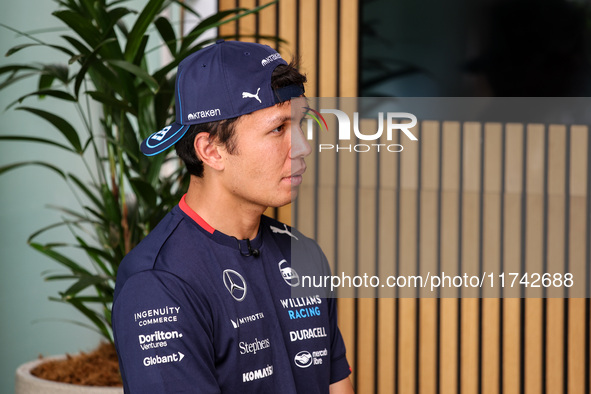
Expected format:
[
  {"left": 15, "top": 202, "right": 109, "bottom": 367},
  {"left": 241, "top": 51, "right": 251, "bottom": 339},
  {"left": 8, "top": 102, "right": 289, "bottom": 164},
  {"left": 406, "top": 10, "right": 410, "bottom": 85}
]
[{"left": 141, "top": 40, "right": 304, "bottom": 156}]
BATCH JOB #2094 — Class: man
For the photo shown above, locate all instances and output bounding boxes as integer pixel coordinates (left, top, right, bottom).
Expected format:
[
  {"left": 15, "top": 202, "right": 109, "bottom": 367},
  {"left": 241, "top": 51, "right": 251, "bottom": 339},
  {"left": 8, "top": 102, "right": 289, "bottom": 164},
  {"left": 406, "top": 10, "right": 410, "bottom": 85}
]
[{"left": 112, "top": 40, "right": 353, "bottom": 393}]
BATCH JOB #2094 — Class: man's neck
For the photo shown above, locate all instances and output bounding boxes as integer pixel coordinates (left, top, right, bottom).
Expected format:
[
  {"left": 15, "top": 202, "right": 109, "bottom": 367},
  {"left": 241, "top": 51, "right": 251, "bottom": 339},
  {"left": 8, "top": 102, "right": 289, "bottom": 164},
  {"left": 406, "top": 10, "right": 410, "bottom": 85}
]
[{"left": 184, "top": 177, "right": 264, "bottom": 240}]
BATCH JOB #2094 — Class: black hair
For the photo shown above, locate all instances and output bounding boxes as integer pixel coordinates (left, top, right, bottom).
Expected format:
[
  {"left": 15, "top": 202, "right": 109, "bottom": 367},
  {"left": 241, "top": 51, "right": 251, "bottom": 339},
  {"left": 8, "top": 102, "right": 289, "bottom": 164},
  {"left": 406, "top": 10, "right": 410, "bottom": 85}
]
[{"left": 175, "top": 59, "right": 307, "bottom": 177}]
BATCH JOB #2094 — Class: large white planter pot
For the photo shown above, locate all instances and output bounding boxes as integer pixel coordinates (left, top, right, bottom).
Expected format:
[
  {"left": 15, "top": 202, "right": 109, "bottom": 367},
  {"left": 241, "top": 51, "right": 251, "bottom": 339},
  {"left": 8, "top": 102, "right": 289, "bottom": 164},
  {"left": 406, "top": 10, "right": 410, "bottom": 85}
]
[{"left": 15, "top": 356, "right": 124, "bottom": 394}]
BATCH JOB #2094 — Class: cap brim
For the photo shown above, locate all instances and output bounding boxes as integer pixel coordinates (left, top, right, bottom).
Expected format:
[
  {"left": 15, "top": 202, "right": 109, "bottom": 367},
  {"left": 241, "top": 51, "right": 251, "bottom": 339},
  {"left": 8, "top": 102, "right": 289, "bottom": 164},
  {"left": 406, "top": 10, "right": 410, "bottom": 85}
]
[{"left": 140, "top": 123, "right": 189, "bottom": 156}]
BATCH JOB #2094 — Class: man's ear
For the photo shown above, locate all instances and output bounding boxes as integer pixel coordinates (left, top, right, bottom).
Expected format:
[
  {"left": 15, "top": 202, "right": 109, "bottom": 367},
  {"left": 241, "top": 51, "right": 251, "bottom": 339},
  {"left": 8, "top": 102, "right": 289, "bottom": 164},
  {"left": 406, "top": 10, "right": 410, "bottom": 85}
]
[{"left": 194, "top": 132, "right": 224, "bottom": 172}]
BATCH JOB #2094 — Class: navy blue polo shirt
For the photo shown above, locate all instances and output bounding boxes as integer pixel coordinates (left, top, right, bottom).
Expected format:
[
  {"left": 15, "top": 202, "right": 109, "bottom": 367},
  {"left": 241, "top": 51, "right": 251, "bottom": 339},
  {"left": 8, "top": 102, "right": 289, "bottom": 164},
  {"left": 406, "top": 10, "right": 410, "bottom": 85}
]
[{"left": 112, "top": 196, "right": 350, "bottom": 393}]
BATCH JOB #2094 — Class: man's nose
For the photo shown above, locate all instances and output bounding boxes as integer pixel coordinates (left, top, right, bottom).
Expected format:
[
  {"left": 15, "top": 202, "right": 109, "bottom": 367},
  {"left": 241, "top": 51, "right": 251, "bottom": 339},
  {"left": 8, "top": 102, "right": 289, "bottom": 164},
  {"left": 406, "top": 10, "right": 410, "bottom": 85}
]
[{"left": 290, "top": 124, "right": 312, "bottom": 159}]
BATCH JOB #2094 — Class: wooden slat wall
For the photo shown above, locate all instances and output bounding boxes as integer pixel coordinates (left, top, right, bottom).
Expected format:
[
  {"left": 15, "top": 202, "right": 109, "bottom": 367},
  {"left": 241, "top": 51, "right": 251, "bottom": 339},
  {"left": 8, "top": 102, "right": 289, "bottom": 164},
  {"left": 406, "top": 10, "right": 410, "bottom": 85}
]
[{"left": 216, "top": 1, "right": 590, "bottom": 393}]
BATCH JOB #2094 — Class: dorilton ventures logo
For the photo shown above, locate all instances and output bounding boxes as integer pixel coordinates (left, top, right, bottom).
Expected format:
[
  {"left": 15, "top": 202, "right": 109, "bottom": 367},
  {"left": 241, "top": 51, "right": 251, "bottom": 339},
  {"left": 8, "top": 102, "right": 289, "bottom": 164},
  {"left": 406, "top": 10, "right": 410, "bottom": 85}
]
[{"left": 304, "top": 107, "right": 418, "bottom": 153}]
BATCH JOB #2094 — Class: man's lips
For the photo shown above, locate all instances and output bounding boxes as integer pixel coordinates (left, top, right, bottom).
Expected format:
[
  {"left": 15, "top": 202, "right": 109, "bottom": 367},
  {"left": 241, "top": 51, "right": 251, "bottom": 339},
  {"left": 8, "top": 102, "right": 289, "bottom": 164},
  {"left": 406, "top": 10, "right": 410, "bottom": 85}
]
[{"left": 283, "top": 166, "right": 306, "bottom": 185}]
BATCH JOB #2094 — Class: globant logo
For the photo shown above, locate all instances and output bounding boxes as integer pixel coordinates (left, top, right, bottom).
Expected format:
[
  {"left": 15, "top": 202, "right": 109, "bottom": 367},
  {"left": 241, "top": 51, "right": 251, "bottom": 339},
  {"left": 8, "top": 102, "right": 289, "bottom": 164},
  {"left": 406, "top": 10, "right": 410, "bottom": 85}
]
[{"left": 143, "top": 352, "right": 185, "bottom": 367}]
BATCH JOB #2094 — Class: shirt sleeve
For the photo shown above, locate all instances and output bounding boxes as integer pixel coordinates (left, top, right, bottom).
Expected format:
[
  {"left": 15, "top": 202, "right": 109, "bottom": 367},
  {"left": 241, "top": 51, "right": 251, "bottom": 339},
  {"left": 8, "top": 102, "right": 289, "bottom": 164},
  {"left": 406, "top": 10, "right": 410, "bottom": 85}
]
[
  {"left": 327, "top": 292, "right": 351, "bottom": 385},
  {"left": 318, "top": 244, "right": 351, "bottom": 385},
  {"left": 112, "top": 270, "right": 221, "bottom": 393}
]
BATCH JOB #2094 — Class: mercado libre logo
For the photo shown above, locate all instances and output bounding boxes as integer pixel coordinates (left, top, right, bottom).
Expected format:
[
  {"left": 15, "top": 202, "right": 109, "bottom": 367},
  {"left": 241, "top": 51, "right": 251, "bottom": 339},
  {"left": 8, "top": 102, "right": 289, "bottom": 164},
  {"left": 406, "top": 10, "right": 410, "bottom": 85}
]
[{"left": 303, "top": 106, "right": 418, "bottom": 153}]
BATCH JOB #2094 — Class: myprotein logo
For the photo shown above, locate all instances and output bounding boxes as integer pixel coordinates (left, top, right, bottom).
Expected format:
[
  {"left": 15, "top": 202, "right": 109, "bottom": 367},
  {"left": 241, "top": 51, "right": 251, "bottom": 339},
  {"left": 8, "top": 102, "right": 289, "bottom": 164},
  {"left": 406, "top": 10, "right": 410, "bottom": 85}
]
[{"left": 304, "top": 108, "right": 418, "bottom": 153}]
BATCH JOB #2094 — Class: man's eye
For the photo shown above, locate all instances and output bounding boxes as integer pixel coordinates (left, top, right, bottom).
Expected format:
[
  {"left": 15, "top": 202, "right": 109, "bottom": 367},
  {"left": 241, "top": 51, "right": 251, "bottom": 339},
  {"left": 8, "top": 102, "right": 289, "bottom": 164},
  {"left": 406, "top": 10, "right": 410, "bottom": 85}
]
[{"left": 272, "top": 125, "right": 284, "bottom": 133}]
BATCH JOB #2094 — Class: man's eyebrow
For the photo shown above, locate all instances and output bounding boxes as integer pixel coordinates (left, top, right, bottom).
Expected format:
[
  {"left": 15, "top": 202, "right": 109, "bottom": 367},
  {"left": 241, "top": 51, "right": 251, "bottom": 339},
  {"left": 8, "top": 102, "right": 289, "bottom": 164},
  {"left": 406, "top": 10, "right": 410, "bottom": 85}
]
[{"left": 266, "top": 114, "right": 292, "bottom": 125}]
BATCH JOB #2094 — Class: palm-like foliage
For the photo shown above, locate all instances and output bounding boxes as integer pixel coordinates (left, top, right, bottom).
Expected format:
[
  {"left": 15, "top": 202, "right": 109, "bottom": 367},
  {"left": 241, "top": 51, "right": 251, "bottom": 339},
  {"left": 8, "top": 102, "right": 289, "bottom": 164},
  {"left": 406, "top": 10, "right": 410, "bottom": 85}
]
[{"left": 0, "top": 0, "right": 277, "bottom": 342}]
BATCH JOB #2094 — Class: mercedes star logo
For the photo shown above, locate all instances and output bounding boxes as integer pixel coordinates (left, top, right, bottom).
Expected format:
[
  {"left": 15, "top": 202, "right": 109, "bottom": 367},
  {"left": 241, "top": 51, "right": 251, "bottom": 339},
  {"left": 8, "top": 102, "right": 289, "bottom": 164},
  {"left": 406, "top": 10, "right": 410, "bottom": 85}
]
[{"left": 223, "top": 269, "right": 247, "bottom": 302}]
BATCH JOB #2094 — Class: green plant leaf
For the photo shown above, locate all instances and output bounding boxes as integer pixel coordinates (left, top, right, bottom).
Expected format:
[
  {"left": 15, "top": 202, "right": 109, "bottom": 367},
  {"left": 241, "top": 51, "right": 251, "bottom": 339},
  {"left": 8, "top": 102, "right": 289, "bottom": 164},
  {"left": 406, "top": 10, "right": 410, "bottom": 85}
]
[
  {"left": 29, "top": 242, "right": 92, "bottom": 276},
  {"left": 68, "top": 173, "right": 104, "bottom": 210},
  {"left": 66, "top": 298, "right": 112, "bottom": 342},
  {"left": 3, "top": 41, "right": 75, "bottom": 58},
  {"left": 42, "top": 64, "right": 70, "bottom": 84},
  {"left": 107, "top": 6, "right": 135, "bottom": 25},
  {"left": 6, "top": 89, "right": 76, "bottom": 110},
  {"left": 0, "top": 135, "right": 76, "bottom": 153},
  {"left": 15, "top": 107, "right": 83, "bottom": 153},
  {"left": 27, "top": 221, "right": 76, "bottom": 244},
  {"left": 53, "top": 9, "right": 101, "bottom": 48},
  {"left": 124, "top": 0, "right": 165, "bottom": 62},
  {"left": 180, "top": 1, "right": 278, "bottom": 52},
  {"left": 63, "top": 275, "right": 111, "bottom": 297},
  {"left": 0, "top": 64, "right": 40, "bottom": 76},
  {"left": 132, "top": 34, "right": 149, "bottom": 66},
  {"left": 0, "top": 161, "right": 66, "bottom": 179},
  {"left": 170, "top": 0, "right": 200, "bottom": 18},
  {"left": 100, "top": 183, "right": 121, "bottom": 224},
  {"left": 180, "top": 8, "right": 246, "bottom": 52},
  {"left": 61, "top": 34, "right": 91, "bottom": 56},
  {"left": 0, "top": 72, "right": 39, "bottom": 90},
  {"left": 87, "top": 91, "right": 135, "bottom": 115},
  {"left": 75, "top": 241, "right": 116, "bottom": 275},
  {"left": 73, "top": 37, "right": 118, "bottom": 98},
  {"left": 56, "top": 295, "right": 113, "bottom": 303},
  {"left": 129, "top": 177, "right": 157, "bottom": 207},
  {"left": 106, "top": 59, "right": 159, "bottom": 93},
  {"left": 154, "top": 16, "right": 177, "bottom": 56},
  {"left": 5, "top": 43, "right": 42, "bottom": 56},
  {"left": 45, "top": 274, "right": 82, "bottom": 281}
]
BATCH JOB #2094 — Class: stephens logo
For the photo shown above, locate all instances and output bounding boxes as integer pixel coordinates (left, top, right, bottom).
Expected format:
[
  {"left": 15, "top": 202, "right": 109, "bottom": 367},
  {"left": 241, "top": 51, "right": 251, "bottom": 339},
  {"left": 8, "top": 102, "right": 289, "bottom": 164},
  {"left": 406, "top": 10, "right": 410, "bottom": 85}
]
[
  {"left": 223, "top": 269, "right": 247, "bottom": 302},
  {"left": 239, "top": 337, "right": 271, "bottom": 355},
  {"left": 278, "top": 259, "right": 300, "bottom": 287}
]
